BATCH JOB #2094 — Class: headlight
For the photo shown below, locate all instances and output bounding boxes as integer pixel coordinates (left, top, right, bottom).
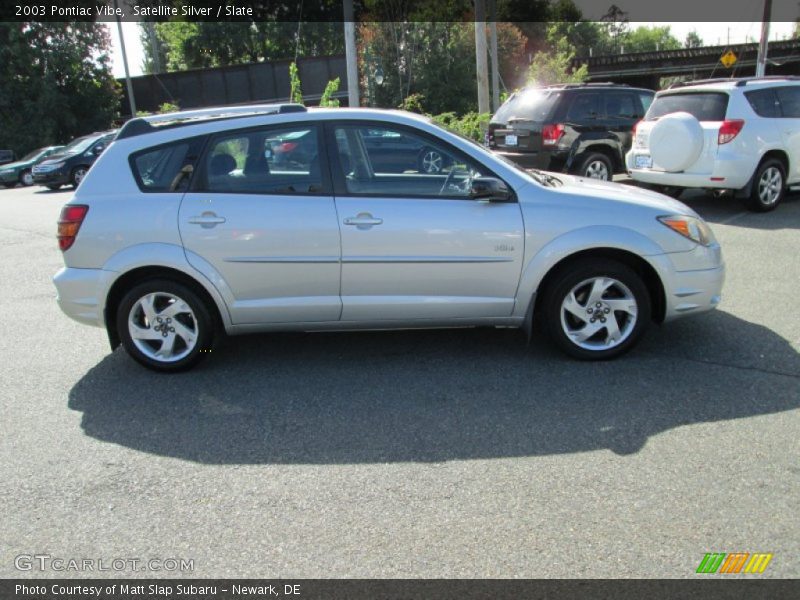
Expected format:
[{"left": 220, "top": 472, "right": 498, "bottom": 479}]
[{"left": 658, "top": 215, "right": 716, "bottom": 246}]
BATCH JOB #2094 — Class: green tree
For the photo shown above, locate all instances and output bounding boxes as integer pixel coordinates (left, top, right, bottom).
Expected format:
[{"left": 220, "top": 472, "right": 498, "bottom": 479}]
[
  {"left": 625, "top": 26, "right": 681, "bottom": 53},
  {"left": 0, "top": 23, "right": 118, "bottom": 156},
  {"left": 527, "top": 23, "right": 588, "bottom": 86},
  {"left": 685, "top": 30, "right": 704, "bottom": 49},
  {"left": 601, "top": 4, "right": 629, "bottom": 53},
  {"left": 289, "top": 62, "right": 303, "bottom": 104},
  {"left": 319, "top": 78, "right": 340, "bottom": 107}
]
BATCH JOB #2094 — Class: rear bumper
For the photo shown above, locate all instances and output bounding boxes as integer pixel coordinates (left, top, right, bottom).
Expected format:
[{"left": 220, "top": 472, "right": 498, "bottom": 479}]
[
  {"left": 626, "top": 151, "right": 754, "bottom": 190},
  {"left": 53, "top": 267, "right": 113, "bottom": 328},
  {"left": 493, "top": 149, "right": 565, "bottom": 171}
]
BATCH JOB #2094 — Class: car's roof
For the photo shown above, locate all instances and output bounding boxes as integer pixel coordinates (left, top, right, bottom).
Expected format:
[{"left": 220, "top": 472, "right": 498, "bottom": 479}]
[{"left": 660, "top": 77, "right": 800, "bottom": 95}]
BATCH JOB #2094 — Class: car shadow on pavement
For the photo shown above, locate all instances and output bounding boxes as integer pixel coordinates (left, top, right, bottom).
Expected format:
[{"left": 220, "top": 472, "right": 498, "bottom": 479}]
[{"left": 68, "top": 310, "right": 799, "bottom": 464}]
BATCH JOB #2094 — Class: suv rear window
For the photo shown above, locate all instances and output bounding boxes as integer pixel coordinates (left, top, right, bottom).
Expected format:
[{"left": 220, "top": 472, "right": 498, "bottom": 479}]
[
  {"left": 646, "top": 92, "right": 729, "bottom": 121},
  {"left": 492, "top": 89, "right": 562, "bottom": 124}
]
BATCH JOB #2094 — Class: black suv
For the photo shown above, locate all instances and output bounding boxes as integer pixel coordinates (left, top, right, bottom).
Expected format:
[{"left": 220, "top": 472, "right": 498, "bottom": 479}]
[
  {"left": 32, "top": 130, "right": 117, "bottom": 190},
  {"left": 488, "top": 83, "right": 654, "bottom": 181}
]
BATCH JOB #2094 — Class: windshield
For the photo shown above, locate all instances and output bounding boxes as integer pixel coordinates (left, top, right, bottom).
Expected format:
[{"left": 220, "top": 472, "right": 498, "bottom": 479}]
[
  {"left": 20, "top": 147, "right": 47, "bottom": 162},
  {"left": 492, "top": 89, "right": 562, "bottom": 124},
  {"left": 646, "top": 92, "right": 729, "bottom": 121},
  {"left": 62, "top": 135, "right": 97, "bottom": 154}
]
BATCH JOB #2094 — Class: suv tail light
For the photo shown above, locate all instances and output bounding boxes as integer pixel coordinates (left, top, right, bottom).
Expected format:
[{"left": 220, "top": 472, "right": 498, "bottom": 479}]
[
  {"left": 542, "top": 123, "right": 565, "bottom": 146},
  {"left": 57, "top": 204, "right": 88, "bottom": 251},
  {"left": 718, "top": 119, "right": 744, "bottom": 145}
]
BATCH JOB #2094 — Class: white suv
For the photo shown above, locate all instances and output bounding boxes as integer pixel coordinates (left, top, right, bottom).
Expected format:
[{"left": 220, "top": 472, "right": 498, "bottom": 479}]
[
  {"left": 626, "top": 76, "right": 800, "bottom": 211},
  {"left": 53, "top": 104, "right": 724, "bottom": 372}
]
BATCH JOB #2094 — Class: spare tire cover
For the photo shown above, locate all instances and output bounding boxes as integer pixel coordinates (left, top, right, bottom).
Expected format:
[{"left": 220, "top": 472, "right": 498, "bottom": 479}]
[{"left": 648, "top": 111, "right": 704, "bottom": 173}]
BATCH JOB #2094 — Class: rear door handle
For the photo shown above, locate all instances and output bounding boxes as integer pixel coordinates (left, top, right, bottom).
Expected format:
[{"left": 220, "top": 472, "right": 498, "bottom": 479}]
[
  {"left": 188, "top": 212, "right": 226, "bottom": 228},
  {"left": 344, "top": 213, "right": 383, "bottom": 229}
]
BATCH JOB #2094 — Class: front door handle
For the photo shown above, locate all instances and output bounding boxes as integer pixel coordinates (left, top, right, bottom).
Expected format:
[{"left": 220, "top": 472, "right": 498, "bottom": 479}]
[
  {"left": 188, "top": 212, "right": 226, "bottom": 228},
  {"left": 344, "top": 213, "right": 383, "bottom": 229}
]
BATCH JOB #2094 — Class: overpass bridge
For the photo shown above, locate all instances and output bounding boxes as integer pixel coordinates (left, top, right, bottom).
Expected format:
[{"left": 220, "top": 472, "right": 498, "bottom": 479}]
[{"left": 574, "top": 39, "right": 800, "bottom": 89}]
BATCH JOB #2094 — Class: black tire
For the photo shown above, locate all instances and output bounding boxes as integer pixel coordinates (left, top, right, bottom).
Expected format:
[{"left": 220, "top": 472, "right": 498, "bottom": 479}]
[
  {"left": 71, "top": 166, "right": 89, "bottom": 188},
  {"left": 116, "top": 279, "right": 216, "bottom": 373},
  {"left": 653, "top": 185, "right": 683, "bottom": 198},
  {"left": 743, "top": 158, "right": 785, "bottom": 212},
  {"left": 418, "top": 147, "right": 445, "bottom": 174},
  {"left": 576, "top": 152, "right": 613, "bottom": 181},
  {"left": 19, "top": 169, "right": 33, "bottom": 186},
  {"left": 46, "top": 184, "right": 61, "bottom": 191},
  {"left": 541, "top": 258, "right": 651, "bottom": 361}
]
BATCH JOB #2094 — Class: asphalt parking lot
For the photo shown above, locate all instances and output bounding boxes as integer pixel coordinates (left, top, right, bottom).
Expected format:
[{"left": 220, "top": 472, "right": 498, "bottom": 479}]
[{"left": 0, "top": 182, "right": 798, "bottom": 579}]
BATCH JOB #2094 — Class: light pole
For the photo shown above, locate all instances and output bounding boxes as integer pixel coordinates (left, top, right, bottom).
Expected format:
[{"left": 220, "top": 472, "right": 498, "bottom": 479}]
[{"left": 113, "top": 0, "right": 136, "bottom": 117}]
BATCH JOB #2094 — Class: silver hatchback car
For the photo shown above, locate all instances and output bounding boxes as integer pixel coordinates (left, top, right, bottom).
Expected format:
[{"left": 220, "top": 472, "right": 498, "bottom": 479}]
[{"left": 54, "top": 104, "right": 724, "bottom": 372}]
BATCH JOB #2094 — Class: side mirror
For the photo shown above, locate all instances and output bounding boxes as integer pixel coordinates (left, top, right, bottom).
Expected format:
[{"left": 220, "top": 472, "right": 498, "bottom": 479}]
[{"left": 470, "top": 176, "right": 512, "bottom": 202}]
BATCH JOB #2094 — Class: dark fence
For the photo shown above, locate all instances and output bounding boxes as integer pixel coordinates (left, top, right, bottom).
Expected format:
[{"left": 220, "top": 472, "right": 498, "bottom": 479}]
[{"left": 119, "top": 55, "right": 349, "bottom": 118}]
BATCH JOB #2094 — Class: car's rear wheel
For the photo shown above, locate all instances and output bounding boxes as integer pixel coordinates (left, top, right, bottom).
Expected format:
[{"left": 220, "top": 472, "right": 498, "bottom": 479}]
[
  {"left": 744, "top": 158, "right": 785, "bottom": 212},
  {"left": 71, "top": 166, "right": 88, "bottom": 188},
  {"left": 542, "top": 259, "right": 651, "bottom": 360},
  {"left": 577, "top": 153, "right": 613, "bottom": 181},
  {"left": 19, "top": 169, "right": 33, "bottom": 186},
  {"left": 116, "top": 279, "right": 215, "bottom": 372}
]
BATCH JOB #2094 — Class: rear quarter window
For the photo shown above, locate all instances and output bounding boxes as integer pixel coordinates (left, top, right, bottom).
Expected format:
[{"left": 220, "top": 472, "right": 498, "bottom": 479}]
[
  {"left": 745, "top": 89, "right": 781, "bottom": 118},
  {"left": 130, "top": 137, "right": 205, "bottom": 192},
  {"left": 646, "top": 92, "right": 729, "bottom": 121}
]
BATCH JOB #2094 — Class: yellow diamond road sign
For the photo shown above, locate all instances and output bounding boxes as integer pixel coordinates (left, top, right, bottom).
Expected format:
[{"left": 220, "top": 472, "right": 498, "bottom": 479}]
[{"left": 721, "top": 50, "right": 737, "bottom": 68}]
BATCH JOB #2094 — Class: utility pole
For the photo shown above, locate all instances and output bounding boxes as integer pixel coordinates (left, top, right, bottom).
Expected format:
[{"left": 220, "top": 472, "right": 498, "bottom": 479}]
[
  {"left": 756, "top": 0, "right": 773, "bottom": 77},
  {"left": 488, "top": 0, "right": 500, "bottom": 111},
  {"left": 344, "top": 0, "right": 359, "bottom": 107},
  {"left": 474, "top": 0, "right": 490, "bottom": 114},
  {"left": 113, "top": 0, "right": 136, "bottom": 116}
]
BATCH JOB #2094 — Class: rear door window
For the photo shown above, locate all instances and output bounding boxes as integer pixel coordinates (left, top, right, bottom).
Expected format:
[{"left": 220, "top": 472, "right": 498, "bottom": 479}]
[
  {"left": 646, "top": 92, "right": 729, "bottom": 121},
  {"left": 746, "top": 89, "right": 781, "bottom": 118},
  {"left": 775, "top": 86, "right": 800, "bottom": 118},
  {"left": 604, "top": 92, "right": 638, "bottom": 119},
  {"left": 566, "top": 93, "right": 601, "bottom": 120}
]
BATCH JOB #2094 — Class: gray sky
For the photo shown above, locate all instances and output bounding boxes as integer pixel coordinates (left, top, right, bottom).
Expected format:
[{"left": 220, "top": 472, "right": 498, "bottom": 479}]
[{"left": 109, "top": 22, "right": 798, "bottom": 78}]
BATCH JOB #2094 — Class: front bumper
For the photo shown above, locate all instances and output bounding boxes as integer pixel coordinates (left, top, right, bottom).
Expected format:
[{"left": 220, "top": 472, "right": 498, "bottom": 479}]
[
  {"left": 33, "top": 169, "right": 69, "bottom": 186},
  {"left": 649, "top": 248, "right": 725, "bottom": 322},
  {"left": 0, "top": 170, "right": 19, "bottom": 183}
]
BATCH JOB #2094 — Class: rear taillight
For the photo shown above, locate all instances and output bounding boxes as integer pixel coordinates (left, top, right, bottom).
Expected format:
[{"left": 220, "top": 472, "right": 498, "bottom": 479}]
[
  {"left": 718, "top": 119, "right": 744, "bottom": 145},
  {"left": 542, "top": 123, "right": 565, "bottom": 146},
  {"left": 57, "top": 204, "right": 88, "bottom": 251}
]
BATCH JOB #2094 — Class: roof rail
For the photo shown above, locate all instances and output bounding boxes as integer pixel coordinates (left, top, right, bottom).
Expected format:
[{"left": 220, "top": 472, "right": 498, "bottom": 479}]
[
  {"left": 668, "top": 76, "right": 800, "bottom": 90},
  {"left": 117, "top": 103, "right": 307, "bottom": 140}
]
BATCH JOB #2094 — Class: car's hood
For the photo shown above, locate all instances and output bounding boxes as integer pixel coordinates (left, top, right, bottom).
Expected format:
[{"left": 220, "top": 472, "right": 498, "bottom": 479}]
[
  {"left": 551, "top": 173, "right": 697, "bottom": 217},
  {"left": 0, "top": 160, "right": 25, "bottom": 170}
]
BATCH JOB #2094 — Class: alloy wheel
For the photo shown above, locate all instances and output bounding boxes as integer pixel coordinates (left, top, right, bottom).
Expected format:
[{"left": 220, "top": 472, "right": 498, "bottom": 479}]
[
  {"left": 421, "top": 150, "right": 443, "bottom": 174},
  {"left": 757, "top": 166, "right": 782, "bottom": 207},
  {"left": 584, "top": 160, "right": 609, "bottom": 180},
  {"left": 559, "top": 276, "right": 638, "bottom": 351},
  {"left": 127, "top": 292, "right": 199, "bottom": 363}
]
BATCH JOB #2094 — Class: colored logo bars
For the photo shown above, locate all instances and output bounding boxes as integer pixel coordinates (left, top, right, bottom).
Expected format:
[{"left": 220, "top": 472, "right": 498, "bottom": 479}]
[{"left": 696, "top": 552, "right": 773, "bottom": 574}]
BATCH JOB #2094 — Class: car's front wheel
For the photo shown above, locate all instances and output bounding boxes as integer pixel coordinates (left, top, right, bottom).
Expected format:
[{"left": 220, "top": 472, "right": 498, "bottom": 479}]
[
  {"left": 542, "top": 259, "right": 651, "bottom": 360},
  {"left": 71, "top": 166, "right": 88, "bottom": 188},
  {"left": 19, "top": 169, "right": 33, "bottom": 186},
  {"left": 116, "top": 279, "right": 215, "bottom": 372}
]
